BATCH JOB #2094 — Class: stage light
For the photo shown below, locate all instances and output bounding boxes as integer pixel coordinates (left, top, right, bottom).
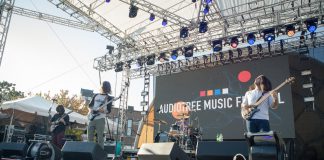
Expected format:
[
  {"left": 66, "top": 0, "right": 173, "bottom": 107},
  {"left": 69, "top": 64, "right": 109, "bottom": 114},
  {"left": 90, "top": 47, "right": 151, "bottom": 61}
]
[
  {"left": 162, "top": 19, "right": 168, "bottom": 26},
  {"left": 180, "top": 27, "right": 189, "bottom": 38},
  {"left": 146, "top": 54, "right": 155, "bottom": 65},
  {"left": 192, "top": 0, "right": 197, "bottom": 2},
  {"left": 184, "top": 45, "right": 194, "bottom": 58},
  {"left": 286, "top": 25, "right": 295, "bottom": 37},
  {"left": 205, "top": 0, "right": 212, "bottom": 4},
  {"left": 129, "top": 5, "right": 138, "bottom": 18},
  {"left": 149, "top": 13, "right": 155, "bottom": 21},
  {"left": 115, "top": 62, "right": 124, "bottom": 72},
  {"left": 158, "top": 52, "right": 169, "bottom": 62},
  {"left": 247, "top": 33, "right": 256, "bottom": 45},
  {"left": 171, "top": 50, "right": 178, "bottom": 60},
  {"left": 230, "top": 37, "right": 239, "bottom": 48},
  {"left": 263, "top": 28, "right": 275, "bottom": 42},
  {"left": 203, "top": 5, "right": 209, "bottom": 14},
  {"left": 199, "top": 21, "right": 208, "bottom": 33},
  {"left": 137, "top": 57, "right": 145, "bottom": 67},
  {"left": 307, "top": 21, "right": 317, "bottom": 33},
  {"left": 212, "top": 40, "right": 222, "bottom": 52},
  {"left": 106, "top": 0, "right": 110, "bottom": 3}
]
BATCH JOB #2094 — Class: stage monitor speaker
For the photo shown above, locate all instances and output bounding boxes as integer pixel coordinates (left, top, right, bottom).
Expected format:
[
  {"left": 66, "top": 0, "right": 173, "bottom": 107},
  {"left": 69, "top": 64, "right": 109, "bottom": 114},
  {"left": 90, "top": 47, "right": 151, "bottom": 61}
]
[
  {"left": 62, "top": 141, "right": 106, "bottom": 160},
  {"left": 196, "top": 141, "right": 249, "bottom": 160},
  {"left": 137, "top": 142, "right": 189, "bottom": 160},
  {"left": 0, "top": 142, "right": 28, "bottom": 159},
  {"left": 26, "top": 142, "right": 62, "bottom": 160}
]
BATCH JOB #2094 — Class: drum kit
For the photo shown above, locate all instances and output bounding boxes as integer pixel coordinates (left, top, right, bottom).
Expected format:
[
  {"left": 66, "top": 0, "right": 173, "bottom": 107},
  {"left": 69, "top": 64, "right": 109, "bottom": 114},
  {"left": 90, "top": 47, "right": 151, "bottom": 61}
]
[{"left": 154, "top": 113, "right": 202, "bottom": 150}]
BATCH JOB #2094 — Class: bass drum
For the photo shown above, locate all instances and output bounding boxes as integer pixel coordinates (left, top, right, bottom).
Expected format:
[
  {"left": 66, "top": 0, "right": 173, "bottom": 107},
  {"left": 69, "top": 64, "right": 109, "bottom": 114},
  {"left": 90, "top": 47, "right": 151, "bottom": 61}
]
[{"left": 26, "top": 142, "right": 62, "bottom": 160}]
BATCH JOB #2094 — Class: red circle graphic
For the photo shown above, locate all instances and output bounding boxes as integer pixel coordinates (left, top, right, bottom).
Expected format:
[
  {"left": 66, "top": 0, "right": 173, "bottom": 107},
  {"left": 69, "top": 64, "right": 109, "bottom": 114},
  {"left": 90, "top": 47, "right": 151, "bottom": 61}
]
[{"left": 238, "top": 70, "right": 251, "bottom": 83}]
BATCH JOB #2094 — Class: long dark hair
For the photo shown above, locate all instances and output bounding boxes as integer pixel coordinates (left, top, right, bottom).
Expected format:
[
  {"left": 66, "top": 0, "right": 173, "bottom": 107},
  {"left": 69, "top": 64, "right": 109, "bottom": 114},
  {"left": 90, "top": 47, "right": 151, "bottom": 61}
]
[
  {"left": 254, "top": 75, "right": 272, "bottom": 92},
  {"left": 101, "top": 81, "right": 111, "bottom": 94}
]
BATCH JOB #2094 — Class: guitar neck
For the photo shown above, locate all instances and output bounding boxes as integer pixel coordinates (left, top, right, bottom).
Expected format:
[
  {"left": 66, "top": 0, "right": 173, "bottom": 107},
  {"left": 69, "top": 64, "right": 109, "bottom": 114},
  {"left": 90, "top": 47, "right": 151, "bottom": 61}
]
[{"left": 254, "top": 81, "right": 288, "bottom": 106}]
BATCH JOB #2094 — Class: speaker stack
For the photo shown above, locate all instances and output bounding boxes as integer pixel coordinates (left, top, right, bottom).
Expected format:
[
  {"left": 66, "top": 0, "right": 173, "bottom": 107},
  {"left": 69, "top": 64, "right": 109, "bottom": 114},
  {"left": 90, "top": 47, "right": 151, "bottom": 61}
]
[{"left": 138, "top": 142, "right": 190, "bottom": 160}]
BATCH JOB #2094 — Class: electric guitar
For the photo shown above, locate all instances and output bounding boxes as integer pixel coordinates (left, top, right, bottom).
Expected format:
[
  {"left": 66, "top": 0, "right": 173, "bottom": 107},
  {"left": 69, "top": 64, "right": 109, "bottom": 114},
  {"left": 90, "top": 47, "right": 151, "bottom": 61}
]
[
  {"left": 50, "top": 110, "right": 73, "bottom": 132},
  {"left": 241, "top": 77, "right": 295, "bottom": 120},
  {"left": 87, "top": 94, "right": 122, "bottom": 121}
]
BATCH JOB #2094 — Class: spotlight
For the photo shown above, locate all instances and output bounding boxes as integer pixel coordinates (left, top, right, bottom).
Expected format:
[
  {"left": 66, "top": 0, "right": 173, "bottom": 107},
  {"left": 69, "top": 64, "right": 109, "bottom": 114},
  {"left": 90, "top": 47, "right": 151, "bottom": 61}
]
[
  {"left": 158, "top": 52, "right": 169, "bottom": 62},
  {"left": 137, "top": 56, "right": 145, "bottom": 67},
  {"left": 286, "top": 25, "right": 295, "bottom": 37},
  {"left": 146, "top": 54, "right": 155, "bottom": 65},
  {"left": 203, "top": 5, "right": 210, "bottom": 14},
  {"left": 263, "top": 28, "right": 275, "bottom": 42},
  {"left": 230, "top": 37, "right": 239, "bottom": 48},
  {"left": 306, "top": 19, "right": 318, "bottom": 33},
  {"left": 115, "top": 62, "right": 124, "bottom": 72},
  {"left": 171, "top": 49, "right": 178, "bottom": 60},
  {"left": 205, "top": 0, "right": 212, "bottom": 4},
  {"left": 180, "top": 27, "right": 189, "bottom": 38},
  {"left": 184, "top": 45, "right": 194, "bottom": 58},
  {"left": 162, "top": 19, "right": 168, "bottom": 26},
  {"left": 129, "top": 5, "right": 138, "bottom": 18},
  {"left": 247, "top": 33, "right": 256, "bottom": 45},
  {"left": 199, "top": 21, "right": 208, "bottom": 33},
  {"left": 106, "top": 0, "right": 110, "bottom": 3},
  {"left": 149, "top": 13, "right": 155, "bottom": 21},
  {"left": 212, "top": 40, "right": 222, "bottom": 52}
]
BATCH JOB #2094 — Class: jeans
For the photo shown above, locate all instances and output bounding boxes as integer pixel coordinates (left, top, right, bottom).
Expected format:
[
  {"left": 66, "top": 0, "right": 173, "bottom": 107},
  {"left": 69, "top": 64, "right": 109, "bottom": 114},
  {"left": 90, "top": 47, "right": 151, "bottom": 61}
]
[
  {"left": 246, "top": 119, "right": 270, "bottom": 133},
  {"left": 87, "top": 118, "right": 105, "bottom": 148}
]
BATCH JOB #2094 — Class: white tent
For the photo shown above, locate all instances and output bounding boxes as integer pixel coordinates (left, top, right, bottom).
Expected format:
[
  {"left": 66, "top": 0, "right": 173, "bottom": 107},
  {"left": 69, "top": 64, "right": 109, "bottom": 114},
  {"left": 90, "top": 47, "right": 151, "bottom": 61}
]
[{"left": 0, "top": 96, "right": 87, "bottom": 124}]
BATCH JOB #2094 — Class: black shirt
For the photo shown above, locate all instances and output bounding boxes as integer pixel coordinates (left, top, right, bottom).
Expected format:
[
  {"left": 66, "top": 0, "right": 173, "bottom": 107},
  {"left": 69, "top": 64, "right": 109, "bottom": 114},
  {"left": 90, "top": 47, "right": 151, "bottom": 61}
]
[{"left": 50, "top": 113, "right": 69, "bottom": 134}]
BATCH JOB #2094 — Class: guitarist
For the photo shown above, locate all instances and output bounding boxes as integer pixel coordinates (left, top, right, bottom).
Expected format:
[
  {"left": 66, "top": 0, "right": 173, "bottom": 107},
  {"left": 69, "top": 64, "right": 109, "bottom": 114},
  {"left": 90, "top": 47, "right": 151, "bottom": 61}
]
[
  {"left": 50, "top": 104, "right": 69, "bottom": 149},
  {"left": 241, "top": 75, "right": 279, "bottom": 133},
  {"left": 87, "top": 81, "right": 113, "bottom": 149}
]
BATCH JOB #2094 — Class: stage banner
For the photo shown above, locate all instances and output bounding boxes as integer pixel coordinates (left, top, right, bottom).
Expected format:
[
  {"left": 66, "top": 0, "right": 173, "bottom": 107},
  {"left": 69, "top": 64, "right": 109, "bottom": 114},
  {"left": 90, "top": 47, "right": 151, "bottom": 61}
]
[{"left": 154, "top": 55, "right": 295, "bottom": 139}]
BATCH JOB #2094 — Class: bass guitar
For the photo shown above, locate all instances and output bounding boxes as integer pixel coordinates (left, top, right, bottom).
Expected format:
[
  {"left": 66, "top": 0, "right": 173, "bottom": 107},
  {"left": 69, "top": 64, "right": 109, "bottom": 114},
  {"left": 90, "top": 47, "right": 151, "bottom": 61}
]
[
  {"left": 241, "top": 77, "right": 295, "bottom": 120},
  {"left": 50, "top": 110, "right": 73, "bottom": 132},
  {"left": 87, "top": 94, "right": 122, "bottom": 121}
]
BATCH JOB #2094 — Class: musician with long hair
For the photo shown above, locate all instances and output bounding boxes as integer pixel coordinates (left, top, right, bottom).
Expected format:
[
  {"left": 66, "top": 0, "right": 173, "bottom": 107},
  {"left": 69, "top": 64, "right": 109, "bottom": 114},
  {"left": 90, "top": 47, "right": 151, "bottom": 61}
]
[
  {"left": 241, "top": 75, "right": 279, "bottom": 133},
  {"left": 87, "top": 81, "right": 113, "bottom": 148},
  {"left": 50, "top": 104, "right": 69, "bottom": 149}
]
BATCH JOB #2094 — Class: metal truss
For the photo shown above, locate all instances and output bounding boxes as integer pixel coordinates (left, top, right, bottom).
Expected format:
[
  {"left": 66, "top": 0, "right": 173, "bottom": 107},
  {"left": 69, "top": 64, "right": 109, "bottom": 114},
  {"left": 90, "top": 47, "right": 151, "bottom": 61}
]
[
  {"left": 93, "top": 0, "right": 324, "bottom": 72},
  {"left": 119, "top": 0, "right": 191, "bottom": 27},
  {"left": 12, "top": 6, "right": 95, "bottom": 32},
  {"left": 47, "top": 0, "right": 130, "bottom": 45},
  {"left": 0, "top": 0, "right": 14, "bottom": 67},
  {"left": 126, "top": 30, "right": 324, "bottom": 79}
]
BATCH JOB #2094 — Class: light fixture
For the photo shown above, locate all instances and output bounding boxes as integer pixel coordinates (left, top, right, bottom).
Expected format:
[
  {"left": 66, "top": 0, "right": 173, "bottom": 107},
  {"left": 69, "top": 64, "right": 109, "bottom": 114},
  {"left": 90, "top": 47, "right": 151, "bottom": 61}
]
[
  {"left": 146, "top": 54, "right": 156, "bottom": 65},
  {"left": 203, "top": 5, "right": 210, "bottom": 14},
  {"left": 115, "top": 62, "right": 124, "bottom": 72},
  {"left": 180, "top": 27, "right": 189, "bottom": 38},
  {"left": 247, "top": 33, "right": 256, "bottom": 45},
  {"left": 212, "top": 40, "right": 222, "bottom": 52},
  {"left": 286, "top": 25, "right": 295, "bottom": 37},
  {"left": 162, "top": 19, "right": 168, "bottom": 26},
  {"left": 230, "top": 37, "right": 239, "bottom": 48},
  {"left": 129, "top": 4, "right": 138, "bottom": 18},
  {"left": 184, "top": 45, "right": 194, "bottom": 58},
  {"left": 106, "top": 0, "right": 110, "bottom": 3},
  {"left": 149, "top": 13, "right": 155, "bottom": 21},
  {"left": 158, "top": 52, "right": 169, "bottom": 62},
  {"left": 171, "top": 49, "right": 178, "bottom": 60},
  {"left": 205, "top": 0, "right": 212, "bottom": 4},
  {"left": 263, "top": 28, "right": 275, "bottom": 42},
  {"left": 199, "top": 20, "right": 208, "bottom": 33},
  {"left": 192, "top": 0, "right": 197, "bottom": 2},
  {"left": 137, "top": 56, "right": 145, "bottom": 67},
  {"left": 306, "top": 18, "right": 318, "bottom": 33}
]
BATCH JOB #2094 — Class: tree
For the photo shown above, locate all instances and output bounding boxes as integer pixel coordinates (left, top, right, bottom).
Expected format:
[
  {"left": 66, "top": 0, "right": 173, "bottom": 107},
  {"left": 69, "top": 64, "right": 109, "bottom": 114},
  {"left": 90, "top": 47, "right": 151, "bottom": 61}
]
[
  {"left": 0, "top": 81, "right": 25, "bottom": 103},
  {"left": 36, "top": 90, "right": 89, "bottom": 115}
]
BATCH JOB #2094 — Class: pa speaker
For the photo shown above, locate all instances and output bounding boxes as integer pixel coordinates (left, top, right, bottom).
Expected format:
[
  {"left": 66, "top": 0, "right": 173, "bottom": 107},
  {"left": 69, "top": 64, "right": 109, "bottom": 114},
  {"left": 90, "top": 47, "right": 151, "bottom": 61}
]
[
  {"left": 196, "top": 141, "right": 249, "bottom": 160},
  {"left": 61, "top": 141, "right": 106, "bottom": 160},
  {"left": 0, "top": 142, "right": 28, "bottom": 159},
  {"left": 138, "top": 142, "right": 189, "bottom": 160},
  {"left": 26, "top": 142, "right": 62, "bottom": 160}
]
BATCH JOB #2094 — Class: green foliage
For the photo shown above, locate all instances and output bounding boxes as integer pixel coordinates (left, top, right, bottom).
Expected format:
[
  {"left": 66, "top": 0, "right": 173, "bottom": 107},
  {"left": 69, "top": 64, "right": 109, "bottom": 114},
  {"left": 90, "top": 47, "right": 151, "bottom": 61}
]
[{"left": 0, "top": 81, "right": 25, "bottom": 103}]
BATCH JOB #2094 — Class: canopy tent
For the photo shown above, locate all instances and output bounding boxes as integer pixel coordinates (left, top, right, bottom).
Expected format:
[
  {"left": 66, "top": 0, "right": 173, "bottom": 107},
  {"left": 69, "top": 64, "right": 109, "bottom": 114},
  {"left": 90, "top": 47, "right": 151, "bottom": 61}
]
[{"left": 0, "top": 96, "right": 87, "bottom": 124}]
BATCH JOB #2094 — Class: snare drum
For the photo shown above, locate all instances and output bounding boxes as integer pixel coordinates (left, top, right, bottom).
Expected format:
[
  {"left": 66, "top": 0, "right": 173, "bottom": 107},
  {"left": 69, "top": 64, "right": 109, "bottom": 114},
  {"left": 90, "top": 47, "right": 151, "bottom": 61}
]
[{"left": 169, "top": 124, "right": 180, "bottom": 136}]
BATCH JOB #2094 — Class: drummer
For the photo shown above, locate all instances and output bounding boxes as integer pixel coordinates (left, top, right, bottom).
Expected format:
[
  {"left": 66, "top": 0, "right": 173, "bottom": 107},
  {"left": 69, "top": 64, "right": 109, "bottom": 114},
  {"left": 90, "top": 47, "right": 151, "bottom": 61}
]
[{"left": 175, "top": 117, "right": 190, "bottom": 135}]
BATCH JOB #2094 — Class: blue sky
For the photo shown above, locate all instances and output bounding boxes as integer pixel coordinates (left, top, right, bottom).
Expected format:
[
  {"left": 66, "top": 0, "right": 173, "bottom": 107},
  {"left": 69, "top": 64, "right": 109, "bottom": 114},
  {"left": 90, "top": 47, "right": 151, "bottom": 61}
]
[{"left": 0, "top": 0, "right": 149, "bottom": 110}]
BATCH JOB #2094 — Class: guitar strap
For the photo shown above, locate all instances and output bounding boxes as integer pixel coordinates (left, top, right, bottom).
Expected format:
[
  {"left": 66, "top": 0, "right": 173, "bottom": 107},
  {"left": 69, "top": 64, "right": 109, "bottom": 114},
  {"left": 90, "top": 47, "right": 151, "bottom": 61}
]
[{"left": 254, "top": 92, "right": 265, "bottom": 109}]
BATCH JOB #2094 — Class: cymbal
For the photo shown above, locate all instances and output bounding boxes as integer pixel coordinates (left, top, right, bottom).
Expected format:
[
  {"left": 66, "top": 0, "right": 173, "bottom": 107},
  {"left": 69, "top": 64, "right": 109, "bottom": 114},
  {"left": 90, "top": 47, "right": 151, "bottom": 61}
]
[
  {"left": 176, "top": 113, "right": 190, "bottom": 119},
  {"left": 153, "top": 119, "right": 168, "bottom": 124}
]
